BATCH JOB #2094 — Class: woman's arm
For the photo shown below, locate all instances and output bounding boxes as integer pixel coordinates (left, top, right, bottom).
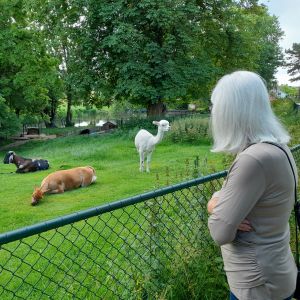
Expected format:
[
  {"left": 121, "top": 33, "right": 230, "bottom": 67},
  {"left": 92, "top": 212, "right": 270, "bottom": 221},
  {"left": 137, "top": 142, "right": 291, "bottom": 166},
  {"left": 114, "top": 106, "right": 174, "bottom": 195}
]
[
  {"left": 207, "top": 191, "right": 220, "bottom": 214},
  {"left": 207, "top": 192, "right": 253, "bottom": 232},
  {"left": 208, "top": 155, "right": 264, "bottom": 245}
]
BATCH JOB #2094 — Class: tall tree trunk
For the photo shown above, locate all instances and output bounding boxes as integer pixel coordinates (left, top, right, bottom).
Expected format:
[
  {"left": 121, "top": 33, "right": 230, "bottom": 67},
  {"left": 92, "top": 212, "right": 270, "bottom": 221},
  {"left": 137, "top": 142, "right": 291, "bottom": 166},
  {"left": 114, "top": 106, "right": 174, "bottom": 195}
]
[
  {"left": 147, "top": 101, "right": 167, "bottom": 117},
  {"left": 44, "top": 97, "right": 58, "bottom": 128},
  {"left": 65, "top": 88, "right": 73, "bottom": 127},
  {"left": 15, "top": 108, "right": 21, "bottom": 118},
  {"left": 44, "top": 118, "right": 57, "bottom": 128}
]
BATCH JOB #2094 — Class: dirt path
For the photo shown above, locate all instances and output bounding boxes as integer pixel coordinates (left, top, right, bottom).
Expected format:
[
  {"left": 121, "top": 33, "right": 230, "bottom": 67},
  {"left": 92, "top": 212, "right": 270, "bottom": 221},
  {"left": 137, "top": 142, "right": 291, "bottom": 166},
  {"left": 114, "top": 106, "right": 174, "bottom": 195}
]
[
  {"left": 0, "top": 134, "right": 57, "bottom": 151},
  {"left": 0, "top": 140, "right": 31, "bottom": 151}
]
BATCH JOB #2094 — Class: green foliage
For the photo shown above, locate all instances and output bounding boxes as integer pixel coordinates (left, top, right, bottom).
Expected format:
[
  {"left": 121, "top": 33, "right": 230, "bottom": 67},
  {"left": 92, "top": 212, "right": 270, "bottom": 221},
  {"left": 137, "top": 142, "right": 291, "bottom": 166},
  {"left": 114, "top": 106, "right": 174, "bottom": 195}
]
[
  {"left": 25, "top": 0, "right": 93, "bottom": 125},
  {"left": 118, "top": 117, "right": 159, "bottom": 132},
  {"left": 156, "top": 245, "right": 228, "bottom": 300},
  {"left": 56, "top": 104, "right": 67, "bottom": 124},
  {"left": 0, "top": 97, "right": 20, "bottom": 138},
  {"left": 75, "top": 0, "right": 284, "bottom": 110},
  {"left": 194, "top": 1, "right": 283, "bottom": 87},
  {"left": 271, "top": 99, "right": 294, "bottom": 116},
  {"left": 0, "top": 0, "right": 285, "bottom": 130},
  {"left": 280, "top": 85, "right": 298, "bottom": 99},
  {"left": 272, "top": 99, "right": 300, "bottom": 146},
  {"left": 81, "top": 0, "right": 214, "bottom": 108},
  {"left": 20, "top": 113, "right": 45, "bottom": 126},
  {"left": 286, "top": 43, "right": 300, "bottom": 82},
  {"left": 0, "top": 0, "right": 60, "bottom": 115},
  {"left": 165, "top": 117, "right": 211, "bottom": 144},
  {"left": 109, "top": 100, "right": 139, "bottom": 119},
  {"left": 253, "top": 7, "right": 284, "bottom": 86}
]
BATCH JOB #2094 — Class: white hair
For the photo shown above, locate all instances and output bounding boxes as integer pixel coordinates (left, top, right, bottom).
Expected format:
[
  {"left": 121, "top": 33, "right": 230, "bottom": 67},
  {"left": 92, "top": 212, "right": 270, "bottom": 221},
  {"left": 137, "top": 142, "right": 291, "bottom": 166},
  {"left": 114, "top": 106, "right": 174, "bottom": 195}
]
[{"left": 211, "top": 70, "right": 290, "bottom": 154}]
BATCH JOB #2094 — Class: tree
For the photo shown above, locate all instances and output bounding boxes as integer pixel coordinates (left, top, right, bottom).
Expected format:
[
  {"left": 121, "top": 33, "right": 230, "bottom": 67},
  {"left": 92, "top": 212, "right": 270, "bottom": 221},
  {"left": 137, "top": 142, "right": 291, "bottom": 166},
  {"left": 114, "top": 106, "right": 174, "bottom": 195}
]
[
  {"left": 43, "top": 78, "right": 64, "bottom": 128},
  {"left": 286, "top": 43, "right": 300, "bottom": 99},
  {"left": 200, "top": 1, "right": 283, "bottom": 86},
  {"left": 79, "top": 0, "right": 283, "bottom": 113},
  {"left": 249, "top": 6, "right": 283, "bottom": 86},
  {"left": 12, "top": 0, "right": 283, "bottom": 123},
  {"left": 0, "top": 96, "right": 20, "bottom": 139},
  {"left": 81, "top": 0, "right": 215, "bottom": 116},
  {"left": 26, "top": 0, "right": 92, "bottom": 126},
  {"left": 0, "top": 0, "right": 61, "bottom": 123},
  {"left": 286, "top": 44, "right": 300, "bottom": 80}
]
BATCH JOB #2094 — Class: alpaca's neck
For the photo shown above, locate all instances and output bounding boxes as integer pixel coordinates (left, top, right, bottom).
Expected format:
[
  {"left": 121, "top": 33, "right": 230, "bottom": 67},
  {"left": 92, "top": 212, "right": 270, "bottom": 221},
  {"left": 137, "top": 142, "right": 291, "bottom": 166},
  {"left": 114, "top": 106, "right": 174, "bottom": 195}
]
[{"left": 153, "top": 129, "right": 164, "bottom": 145}]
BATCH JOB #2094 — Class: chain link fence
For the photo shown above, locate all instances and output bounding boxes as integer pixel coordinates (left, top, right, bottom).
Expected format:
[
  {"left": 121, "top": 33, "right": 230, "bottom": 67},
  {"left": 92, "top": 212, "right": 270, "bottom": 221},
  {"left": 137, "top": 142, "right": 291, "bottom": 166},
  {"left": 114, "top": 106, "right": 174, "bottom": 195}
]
[{"left": 1, "top": 145, "right": 300, "bottom": 300}]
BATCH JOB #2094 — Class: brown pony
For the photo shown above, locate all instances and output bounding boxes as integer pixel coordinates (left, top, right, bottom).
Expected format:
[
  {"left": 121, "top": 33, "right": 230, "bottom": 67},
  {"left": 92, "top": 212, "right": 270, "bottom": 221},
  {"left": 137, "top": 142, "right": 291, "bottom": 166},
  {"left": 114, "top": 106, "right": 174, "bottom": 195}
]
[
  {"left": 31, "top": 166, "right": 96, "bottom": 205},
  {"left": 4, "top": 151, "right": 49, "bottom": 173}
]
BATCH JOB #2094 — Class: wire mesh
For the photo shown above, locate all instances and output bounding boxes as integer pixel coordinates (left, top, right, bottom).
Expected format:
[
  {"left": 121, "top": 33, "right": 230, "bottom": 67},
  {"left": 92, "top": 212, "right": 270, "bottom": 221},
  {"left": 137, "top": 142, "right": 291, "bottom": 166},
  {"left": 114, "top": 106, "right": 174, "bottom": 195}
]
[{"left": 0, "top": 145, "right": 299, "bottom": 299}]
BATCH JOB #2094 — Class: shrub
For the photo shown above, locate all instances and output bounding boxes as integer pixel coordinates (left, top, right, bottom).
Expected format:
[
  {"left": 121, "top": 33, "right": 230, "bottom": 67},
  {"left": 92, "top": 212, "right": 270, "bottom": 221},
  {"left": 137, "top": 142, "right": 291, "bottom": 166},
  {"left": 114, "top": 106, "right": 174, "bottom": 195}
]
[
  {"left": 165, "top": 117, "right": 211, "bottom": 144},
  {"left": 272, "top": 99, "right": 300, "bottom": 146},
  {"left": 271, "top": 99, "right": 294, "bottom": 119}
]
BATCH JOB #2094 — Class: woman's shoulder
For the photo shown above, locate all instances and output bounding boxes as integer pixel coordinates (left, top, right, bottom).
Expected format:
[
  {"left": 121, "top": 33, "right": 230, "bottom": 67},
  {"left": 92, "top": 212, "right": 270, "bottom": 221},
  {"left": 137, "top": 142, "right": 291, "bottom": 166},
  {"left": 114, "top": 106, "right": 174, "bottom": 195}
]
[{"left": 239, "top": 142, "right": 288, "bottom": 166}]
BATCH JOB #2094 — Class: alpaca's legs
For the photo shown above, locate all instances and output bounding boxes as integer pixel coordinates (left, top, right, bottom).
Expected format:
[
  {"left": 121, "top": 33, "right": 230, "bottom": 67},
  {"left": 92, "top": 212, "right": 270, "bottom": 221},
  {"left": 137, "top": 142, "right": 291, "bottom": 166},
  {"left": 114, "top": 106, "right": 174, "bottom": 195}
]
[
  {"left": 139, "top": 151, "right": 145, "bottom": 172},
  {"left": 146, "top": 152, "right": 153, "bottom": 173}
]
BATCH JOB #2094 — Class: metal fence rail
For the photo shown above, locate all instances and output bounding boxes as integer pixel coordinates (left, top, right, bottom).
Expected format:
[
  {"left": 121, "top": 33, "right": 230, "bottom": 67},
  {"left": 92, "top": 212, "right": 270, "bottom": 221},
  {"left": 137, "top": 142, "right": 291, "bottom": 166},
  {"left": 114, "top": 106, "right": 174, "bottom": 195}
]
[{"left": 0, "top": 145, "right": 300, "bottom": 300}]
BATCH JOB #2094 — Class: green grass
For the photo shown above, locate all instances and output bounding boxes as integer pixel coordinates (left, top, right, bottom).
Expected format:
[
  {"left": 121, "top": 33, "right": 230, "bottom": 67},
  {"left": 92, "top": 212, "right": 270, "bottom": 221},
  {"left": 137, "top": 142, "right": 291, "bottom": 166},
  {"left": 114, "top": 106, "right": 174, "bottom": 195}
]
[
  {"left": 0, "top": 132, "right": 224, "bottom": 233},
  {"left": 0, "top": 173, "right": 227, "bottom": 300},
  {"left": 0, "top": 131, "right": 227, "bottom": 299}
]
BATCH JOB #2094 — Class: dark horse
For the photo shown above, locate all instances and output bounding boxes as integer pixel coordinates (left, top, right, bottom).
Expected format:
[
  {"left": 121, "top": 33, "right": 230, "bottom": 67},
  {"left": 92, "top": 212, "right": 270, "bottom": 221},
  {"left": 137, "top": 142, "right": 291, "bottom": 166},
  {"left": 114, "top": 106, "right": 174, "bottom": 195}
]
[{"left": 3, "top": 151, "right": 50, "bottom": 173}]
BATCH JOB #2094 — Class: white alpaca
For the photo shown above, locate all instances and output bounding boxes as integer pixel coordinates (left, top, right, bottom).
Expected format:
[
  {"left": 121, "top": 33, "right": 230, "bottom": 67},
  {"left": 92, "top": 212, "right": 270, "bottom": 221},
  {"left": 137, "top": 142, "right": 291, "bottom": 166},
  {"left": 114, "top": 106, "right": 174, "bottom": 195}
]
[{"left": 134, "top": 120, "right": 170, "bottom": 172}]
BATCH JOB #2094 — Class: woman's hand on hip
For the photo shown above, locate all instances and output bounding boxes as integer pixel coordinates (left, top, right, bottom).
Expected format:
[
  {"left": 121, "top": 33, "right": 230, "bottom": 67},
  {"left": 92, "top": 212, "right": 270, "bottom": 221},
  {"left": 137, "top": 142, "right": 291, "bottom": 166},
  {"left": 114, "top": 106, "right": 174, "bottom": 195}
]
[{"left": 238, "top": 219, "right": 253, "bottom": 232}]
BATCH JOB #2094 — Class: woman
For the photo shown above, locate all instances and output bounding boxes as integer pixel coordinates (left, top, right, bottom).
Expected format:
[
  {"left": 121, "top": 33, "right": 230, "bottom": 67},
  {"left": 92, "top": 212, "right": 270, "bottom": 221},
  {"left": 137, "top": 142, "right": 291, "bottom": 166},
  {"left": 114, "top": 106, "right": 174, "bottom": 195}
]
[{"left": 207, "top": 71, "right": 297, "bottom": 300}]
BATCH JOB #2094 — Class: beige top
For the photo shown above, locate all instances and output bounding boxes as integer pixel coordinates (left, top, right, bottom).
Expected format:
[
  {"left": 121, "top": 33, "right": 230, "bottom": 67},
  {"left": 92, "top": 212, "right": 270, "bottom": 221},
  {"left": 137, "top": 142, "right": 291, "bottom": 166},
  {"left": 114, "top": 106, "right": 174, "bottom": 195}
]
[{"left": 208, "top": 143, "right": 297, "bottom": 300}]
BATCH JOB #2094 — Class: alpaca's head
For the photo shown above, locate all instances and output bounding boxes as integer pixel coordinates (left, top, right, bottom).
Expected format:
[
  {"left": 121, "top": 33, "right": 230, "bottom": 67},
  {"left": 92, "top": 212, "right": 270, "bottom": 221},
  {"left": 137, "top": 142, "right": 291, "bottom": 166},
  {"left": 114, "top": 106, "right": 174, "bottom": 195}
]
[
  {"left": 31, "top": 187, "right": 44, "bottom": 205},
  {"left": 153, "top": 120, "right": 170, "bottom": 132}
]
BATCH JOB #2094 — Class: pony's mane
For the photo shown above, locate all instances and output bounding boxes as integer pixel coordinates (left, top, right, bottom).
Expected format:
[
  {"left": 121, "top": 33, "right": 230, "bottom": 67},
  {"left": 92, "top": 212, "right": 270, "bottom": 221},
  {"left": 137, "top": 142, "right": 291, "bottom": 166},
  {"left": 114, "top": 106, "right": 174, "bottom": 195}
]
[{"left": 32, "top": 188, "right": 44, "bottom": 201}]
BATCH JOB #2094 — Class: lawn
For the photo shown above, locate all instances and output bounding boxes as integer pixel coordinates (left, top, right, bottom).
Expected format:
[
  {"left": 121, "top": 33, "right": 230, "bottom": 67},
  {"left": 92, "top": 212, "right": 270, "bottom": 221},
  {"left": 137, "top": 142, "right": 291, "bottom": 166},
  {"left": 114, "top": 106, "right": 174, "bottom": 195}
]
[
  {"left": 0, "top": 104, "right": 298, "bottom": 299},
  {"left": 0, "top": 131, "right": 223, "bottom": 233}
]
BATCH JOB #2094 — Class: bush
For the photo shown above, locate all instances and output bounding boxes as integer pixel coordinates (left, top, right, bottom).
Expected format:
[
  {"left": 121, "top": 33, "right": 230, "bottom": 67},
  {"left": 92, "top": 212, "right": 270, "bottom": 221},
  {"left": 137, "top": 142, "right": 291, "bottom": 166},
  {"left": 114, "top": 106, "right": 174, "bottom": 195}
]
[
  {"left": 271, "top": 99, "right": 294, "bottom": 119},
  {"left": 272, "top": 99, "right": 300, "bottom": 146},
  {"left": 165, "top": 117, "right": 211, "bottom": 144}
]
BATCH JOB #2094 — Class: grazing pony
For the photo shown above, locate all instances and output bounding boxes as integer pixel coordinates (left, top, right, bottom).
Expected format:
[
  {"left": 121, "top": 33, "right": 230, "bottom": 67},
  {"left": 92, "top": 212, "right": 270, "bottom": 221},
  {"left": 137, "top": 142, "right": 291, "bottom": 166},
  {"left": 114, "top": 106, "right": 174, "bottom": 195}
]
[
  {"left": 134, "top": 120, "right": 170, "bottom": 172},
  {"left": 31, "top": 166, "right": 97, "bottom": 205},
  {"left": 3, "top": 151, "right": 49, "bottom": 173}
]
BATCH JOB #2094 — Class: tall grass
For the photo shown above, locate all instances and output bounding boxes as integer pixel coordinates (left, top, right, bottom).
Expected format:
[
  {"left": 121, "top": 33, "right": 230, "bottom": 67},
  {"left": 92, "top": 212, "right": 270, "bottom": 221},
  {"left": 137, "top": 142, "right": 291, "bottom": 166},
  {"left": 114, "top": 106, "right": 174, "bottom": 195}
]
[{"left": 165, "top": 117, "right": 210, "bottom": 144}]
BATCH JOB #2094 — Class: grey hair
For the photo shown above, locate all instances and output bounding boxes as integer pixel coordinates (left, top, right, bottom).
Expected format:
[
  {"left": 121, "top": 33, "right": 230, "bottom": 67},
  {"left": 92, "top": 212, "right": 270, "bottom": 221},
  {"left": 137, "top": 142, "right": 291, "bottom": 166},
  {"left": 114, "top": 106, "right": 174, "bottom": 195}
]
[{"left": 210, "top": 70, "right": 290, "bottom": 154}]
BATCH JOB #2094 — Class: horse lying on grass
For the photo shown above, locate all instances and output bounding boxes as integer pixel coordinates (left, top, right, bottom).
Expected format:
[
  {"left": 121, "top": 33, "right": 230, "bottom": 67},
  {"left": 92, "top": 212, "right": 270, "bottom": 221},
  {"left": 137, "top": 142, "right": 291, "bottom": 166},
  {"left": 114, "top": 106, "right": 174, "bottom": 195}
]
[
  {"left": 3, "top": 151, "right": 49, "bottom": 173},
  {"left": 31, "top": 166, "right": 97, "bottom": 205}
]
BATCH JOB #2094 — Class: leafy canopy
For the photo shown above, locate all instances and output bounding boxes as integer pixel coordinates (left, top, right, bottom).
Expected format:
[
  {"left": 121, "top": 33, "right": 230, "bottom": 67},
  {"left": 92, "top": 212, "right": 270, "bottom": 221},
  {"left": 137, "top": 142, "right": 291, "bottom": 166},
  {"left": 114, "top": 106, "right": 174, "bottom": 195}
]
[{"left": 286, "top": 43, "right": 300, "bottom": 82}]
